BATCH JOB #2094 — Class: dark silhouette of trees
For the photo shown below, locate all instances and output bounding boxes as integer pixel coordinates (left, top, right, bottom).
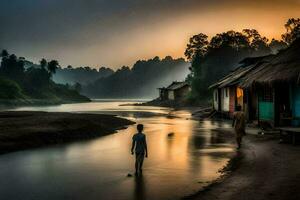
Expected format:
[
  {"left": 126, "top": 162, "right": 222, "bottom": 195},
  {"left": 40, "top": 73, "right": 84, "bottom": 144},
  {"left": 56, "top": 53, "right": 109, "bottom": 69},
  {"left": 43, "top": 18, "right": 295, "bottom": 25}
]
[
  {"left": 74, "top": 82, "right": 82, "bottom": 92},
  {"left": 209, "top": 31, "right": 249, "bottom": 50},
  {"left": 185, "top": 19, "right": 298, "bottom": 102},
  {"left": 186, "top": 30, "right": 273, "bottom": 101},
  {"left": 40, "top": 58, "right": 47, "bottom": 70},
  {"left": 0, "top": 50, "right": 9, "bottom": 57},
  {"left": 83, "top": 56, "right": 189, "bottom": 98},
  {"left": 269, "top": 39, "right": 288, "bottom": 54},
  {"left": 0, "top": 54, "right": 25, "bottom": 82},
  {"left": 47, "top": 60, "right": 59, "bottom": 75},
  {"left": 53, "top": 66, "right": 113, "bottom": 85},
  {"left": 0, "top": 50, "right": 89, "bottom": 103},
  {"left": 184, "top": 33, "right": 209, "bottom": 61},
  {"left": 282, "top": 18, "right": 300, "bottom": 44},
  {"left": 243, "top": 29, "right": 270, "bottom": 54}
]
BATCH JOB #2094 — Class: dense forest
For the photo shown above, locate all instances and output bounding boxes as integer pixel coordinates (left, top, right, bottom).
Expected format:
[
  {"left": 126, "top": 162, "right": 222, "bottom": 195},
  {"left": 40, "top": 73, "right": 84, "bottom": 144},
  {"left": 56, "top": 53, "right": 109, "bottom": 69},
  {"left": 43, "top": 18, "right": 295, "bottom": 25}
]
[
  {"left": 1, "top": 18, "right": 298, "bottom": 104},
  {"left": 82, "top": 56, "right": 189, "bottom": 99},
  {"left": 185, "top": 18, "right": 300, "bottom": 103},
  {"left": 53, "top": 66, "right": 114, "bottom": 85},
  {"left": 0, "top": 51, "right": 90, "bottom": 105}
]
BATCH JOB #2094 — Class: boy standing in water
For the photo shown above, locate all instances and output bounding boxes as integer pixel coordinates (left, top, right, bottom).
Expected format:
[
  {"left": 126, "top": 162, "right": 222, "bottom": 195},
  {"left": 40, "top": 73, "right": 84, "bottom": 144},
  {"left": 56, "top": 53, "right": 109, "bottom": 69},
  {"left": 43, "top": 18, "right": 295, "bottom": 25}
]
[
  {"left": 232, "top": 105, "right": 246, "bottom": 149},
  {"left": 131, "top": 124, "right": 148, "bottom": 176}
]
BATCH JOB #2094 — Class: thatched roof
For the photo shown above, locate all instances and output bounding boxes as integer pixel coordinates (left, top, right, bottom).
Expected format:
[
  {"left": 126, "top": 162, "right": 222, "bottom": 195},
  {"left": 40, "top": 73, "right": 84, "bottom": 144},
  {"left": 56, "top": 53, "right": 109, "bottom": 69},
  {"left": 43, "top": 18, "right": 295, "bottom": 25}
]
[
  {"left": 239, "top": 39, "right": 300, "bottom": 88},
  {"left": 209, "top": 65, "right": 255, "bottom": 89},
  {"left": 159, "top": 81, "right": 189, "bottom": 91},
  {"left": 209, "top": 39, "right": 300, "bottom": 90},
  {"left": 208, "top": 55, "right": 271, "bottom": 89}
]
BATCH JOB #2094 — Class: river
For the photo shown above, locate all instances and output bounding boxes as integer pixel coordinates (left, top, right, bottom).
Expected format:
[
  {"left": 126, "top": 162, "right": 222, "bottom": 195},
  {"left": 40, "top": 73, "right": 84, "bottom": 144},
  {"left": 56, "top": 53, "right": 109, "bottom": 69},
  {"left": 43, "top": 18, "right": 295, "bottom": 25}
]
[{"left": 0, "top": 100, "right": 234, "bottom": 200}]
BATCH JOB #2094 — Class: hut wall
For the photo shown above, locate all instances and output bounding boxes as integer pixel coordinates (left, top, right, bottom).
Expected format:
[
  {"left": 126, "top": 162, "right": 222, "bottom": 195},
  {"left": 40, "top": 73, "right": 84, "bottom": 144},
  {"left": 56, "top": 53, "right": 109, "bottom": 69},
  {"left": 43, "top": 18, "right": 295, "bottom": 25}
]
[
  {"left": 174, "top": 85, "right": 191, "bottom": 100},
  {"left": 168, "top": 91, "right": 175, "bottom": 100},
  {"left": 221, "top": 88, "right": 230, "bottom": 112},
  {"left": 259, "top": 101, "right": 274, "bottom": 120},
  {"left": 213, "top": 89, "right": 219, "bottom": 111},
  {"left": 249, "top": 87, "right": 258, "bottom": 121},
  {"left": 291, "top": 86, "right": 300, "bottom": 126},
  {"left": 159, "top": 89, "right": 168, "bottom": 101},
  {"left": 258, "top": 85, "right": 274, "bottom": 121},
  {"left": 229, "top": 87, "right": 236, "bottom": 114}
]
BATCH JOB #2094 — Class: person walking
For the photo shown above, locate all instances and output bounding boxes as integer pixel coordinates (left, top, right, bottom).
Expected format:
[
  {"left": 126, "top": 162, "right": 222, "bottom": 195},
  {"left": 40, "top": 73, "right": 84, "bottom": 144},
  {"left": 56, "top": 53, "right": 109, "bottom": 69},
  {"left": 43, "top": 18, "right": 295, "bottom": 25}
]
[
  {"left": 131, "top": 124, "right": 148, "bottom": 176},
  {"left": 232, "top": 105, "right": 246, "bottom": 149}
]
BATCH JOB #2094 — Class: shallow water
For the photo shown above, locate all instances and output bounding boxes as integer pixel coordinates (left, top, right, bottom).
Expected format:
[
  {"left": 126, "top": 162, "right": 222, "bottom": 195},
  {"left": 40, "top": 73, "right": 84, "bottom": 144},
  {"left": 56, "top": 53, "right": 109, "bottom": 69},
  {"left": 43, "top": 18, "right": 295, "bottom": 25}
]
[{"left": 1, "top": 101, "right": 234, "bottom": 200}]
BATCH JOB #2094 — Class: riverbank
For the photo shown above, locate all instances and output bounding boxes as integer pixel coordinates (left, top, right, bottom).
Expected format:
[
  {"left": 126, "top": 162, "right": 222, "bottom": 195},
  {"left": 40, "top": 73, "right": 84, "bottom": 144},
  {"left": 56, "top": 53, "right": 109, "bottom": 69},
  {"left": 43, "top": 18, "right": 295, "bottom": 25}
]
[
  {"left": 185, "top": 129, "right": 300, "bottom": 200},
  {"left": 122, "top": 98, "right": 210, "bottom": 109},
  {"left": 0, "top": 111, "right": 135, "bottom": 154},
  {"left": 0, "top": 96, "right": 91, "bottom": 108}
]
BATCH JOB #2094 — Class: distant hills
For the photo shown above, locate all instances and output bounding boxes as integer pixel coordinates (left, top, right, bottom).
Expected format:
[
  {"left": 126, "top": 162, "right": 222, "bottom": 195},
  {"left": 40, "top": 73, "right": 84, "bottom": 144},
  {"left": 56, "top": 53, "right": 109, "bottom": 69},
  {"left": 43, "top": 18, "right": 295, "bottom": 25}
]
[
  {"left": 53, "top": 66, "right": 114, "bottom": 85},
  {"left": 81, "top": 56, "right": 190, "bottom": 99},
  {"left": 3, "top": 53, "right": 190, "bottom": 102}
]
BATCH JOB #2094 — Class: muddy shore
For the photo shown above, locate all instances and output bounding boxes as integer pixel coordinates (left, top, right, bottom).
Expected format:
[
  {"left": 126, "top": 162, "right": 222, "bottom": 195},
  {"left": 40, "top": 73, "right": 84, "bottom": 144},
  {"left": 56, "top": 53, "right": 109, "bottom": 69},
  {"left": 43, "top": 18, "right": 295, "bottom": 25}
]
[
  {"left": 185, "top": 129, "right": 300, "bottom": 200},
  {"left": 0, "top": 111, "right": 135, "bottom": 154}
]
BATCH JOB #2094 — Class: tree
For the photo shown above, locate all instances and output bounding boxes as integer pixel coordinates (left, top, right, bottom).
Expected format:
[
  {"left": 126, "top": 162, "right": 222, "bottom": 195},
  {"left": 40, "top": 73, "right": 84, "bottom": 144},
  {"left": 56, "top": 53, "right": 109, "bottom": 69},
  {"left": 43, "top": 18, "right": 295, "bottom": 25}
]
[
  {"left": 243, "top": 29, "right": 269, "bottom": 52},
  {"left": 188, "top": 52, "right": 205, "bottom": 99},
  {"left": 47, "top": 60, "right": 59, "bottom": 75},
  {"left": 185, "top": 30, "right": 272, "bottom": 101},
  {"left": 269, "top": 39, "right": 288, "bottom": 54},
  {"left": 0, "top": 50, "right": 9, "bottom": 57},
  {"left": 209, "top": 31, "right": 249, "bottom": 50},
  {"left": 282, "top": 18, "right": 300, "bottom": 44},
  {"left": 74, "top": 82, "right": 82, "bottom": 92},
  {"left": 0, "top": 54, "right": 25, "bottom": 82},
  {"left": 184, "top": 33, "right": 209, "bottom": 61},
  {"left": 83, "top": 56, "right": 189, "bottom": 98},
  {"left": 84, "top": 66, "right": 91, "bottom": 71},
  {"left": 40, "top": 58, "right": 47, "bottom": 69}
]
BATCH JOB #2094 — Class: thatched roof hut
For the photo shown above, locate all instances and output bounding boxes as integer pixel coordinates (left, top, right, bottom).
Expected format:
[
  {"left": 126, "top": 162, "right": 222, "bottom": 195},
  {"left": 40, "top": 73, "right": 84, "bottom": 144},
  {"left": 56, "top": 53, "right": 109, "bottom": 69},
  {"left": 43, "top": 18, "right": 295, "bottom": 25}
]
[{"left": 239, "top": 39, "right": 300, "bottom": 88}]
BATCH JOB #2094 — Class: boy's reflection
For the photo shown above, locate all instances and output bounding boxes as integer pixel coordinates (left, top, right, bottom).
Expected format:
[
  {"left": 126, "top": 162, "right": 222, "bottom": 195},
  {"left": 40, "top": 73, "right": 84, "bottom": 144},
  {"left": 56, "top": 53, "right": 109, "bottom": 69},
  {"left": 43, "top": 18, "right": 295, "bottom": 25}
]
[{"left": 134, "top": 174, "right": 146, "bottom": 200}]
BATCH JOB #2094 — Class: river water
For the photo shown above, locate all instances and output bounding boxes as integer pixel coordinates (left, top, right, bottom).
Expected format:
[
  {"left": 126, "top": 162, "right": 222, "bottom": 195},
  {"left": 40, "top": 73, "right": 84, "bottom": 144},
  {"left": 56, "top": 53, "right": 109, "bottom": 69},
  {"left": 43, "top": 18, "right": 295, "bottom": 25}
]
[{"left": 0, "top": 101, "right": 234, "bottom": 200}]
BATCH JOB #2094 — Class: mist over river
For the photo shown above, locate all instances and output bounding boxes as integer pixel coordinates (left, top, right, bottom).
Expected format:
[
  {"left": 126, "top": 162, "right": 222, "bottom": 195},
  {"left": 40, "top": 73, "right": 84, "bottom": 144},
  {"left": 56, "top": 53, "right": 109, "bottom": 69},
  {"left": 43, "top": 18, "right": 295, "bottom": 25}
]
[{"left": 0, "top": 100, "right": 235, "bottom": 200}]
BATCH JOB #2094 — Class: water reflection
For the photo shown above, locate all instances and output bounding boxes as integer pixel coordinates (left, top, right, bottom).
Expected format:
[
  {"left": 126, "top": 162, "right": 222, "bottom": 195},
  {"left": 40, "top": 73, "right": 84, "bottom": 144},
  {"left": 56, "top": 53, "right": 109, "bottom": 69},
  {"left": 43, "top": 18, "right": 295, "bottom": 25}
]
[
  {"left": 134, "top": 175, "right": 146, "bottom": 200},
  {"left": 1, "top": 102, "right": 235, "bottom": 200}
]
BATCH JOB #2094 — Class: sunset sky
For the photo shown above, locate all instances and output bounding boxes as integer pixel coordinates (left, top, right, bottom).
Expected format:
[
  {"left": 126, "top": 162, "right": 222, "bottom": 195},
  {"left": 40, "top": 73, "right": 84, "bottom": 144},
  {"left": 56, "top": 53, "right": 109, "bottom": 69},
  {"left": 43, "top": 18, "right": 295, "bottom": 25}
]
[{"left": 0, "top": 0, "right": 299, "bottom": 69}]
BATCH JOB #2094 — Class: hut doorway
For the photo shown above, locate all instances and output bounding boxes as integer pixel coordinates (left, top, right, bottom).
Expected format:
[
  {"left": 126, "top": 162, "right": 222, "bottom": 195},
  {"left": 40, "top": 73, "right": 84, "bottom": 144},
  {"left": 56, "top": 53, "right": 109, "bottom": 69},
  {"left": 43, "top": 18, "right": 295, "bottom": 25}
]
[{"left": 274, "top": 83, "right": 291, "bottom": 126}]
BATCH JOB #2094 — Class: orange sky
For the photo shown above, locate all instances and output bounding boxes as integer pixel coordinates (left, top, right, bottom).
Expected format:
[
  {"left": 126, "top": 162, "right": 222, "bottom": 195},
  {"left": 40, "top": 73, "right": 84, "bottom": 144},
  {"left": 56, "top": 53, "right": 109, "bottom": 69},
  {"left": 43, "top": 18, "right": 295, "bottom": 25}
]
[{"left": 1, "top": 0, "right": 299, "bottom": 69}]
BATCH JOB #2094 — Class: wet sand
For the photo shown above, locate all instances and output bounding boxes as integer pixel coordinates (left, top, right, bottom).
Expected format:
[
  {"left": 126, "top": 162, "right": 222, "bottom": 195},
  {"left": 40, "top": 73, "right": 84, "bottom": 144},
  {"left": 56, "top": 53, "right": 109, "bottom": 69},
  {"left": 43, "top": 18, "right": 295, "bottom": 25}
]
[
  {"left": 187, "top": 130, "right": 300, "bottom": 200},
  {"left": 0, "top": 111, "right": 135, "bottom": 154}
]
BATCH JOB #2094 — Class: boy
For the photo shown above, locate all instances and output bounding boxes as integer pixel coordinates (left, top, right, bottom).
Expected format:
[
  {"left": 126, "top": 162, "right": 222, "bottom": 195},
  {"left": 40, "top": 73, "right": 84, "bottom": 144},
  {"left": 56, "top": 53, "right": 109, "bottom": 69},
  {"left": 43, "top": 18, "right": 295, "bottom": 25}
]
[{"left": 131, "top": 124, "right": 148, "bottom": 176}]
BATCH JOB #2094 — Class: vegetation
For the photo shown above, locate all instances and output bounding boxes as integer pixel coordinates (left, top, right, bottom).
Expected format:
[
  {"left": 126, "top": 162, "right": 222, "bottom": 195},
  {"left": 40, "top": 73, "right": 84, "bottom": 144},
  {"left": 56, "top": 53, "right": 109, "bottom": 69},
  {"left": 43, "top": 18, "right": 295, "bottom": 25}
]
[
  {"left": 83, "top": 56, "right": 189, "bottom": 99},
  {"left": 53, "top": 65, "right": 113, "bottom": 85},
  {"left": 0, "top": 51, "right": 90, "bottom": 105},
  {"left": 2, "top": 18, "right": 298, "bottom": 104},
  {"left": 185, "top": 18, "right": 300, "bottom": 102}
]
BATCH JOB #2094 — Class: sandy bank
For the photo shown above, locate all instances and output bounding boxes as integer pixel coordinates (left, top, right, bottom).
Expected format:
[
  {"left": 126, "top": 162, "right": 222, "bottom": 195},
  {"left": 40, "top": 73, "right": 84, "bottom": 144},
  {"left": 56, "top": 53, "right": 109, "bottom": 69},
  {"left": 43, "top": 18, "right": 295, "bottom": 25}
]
[
  {"left": 185, "top": 129, "right": 300, "bottom": 200},
  {"left": 0, "top": 111, "right": 135, "bottom": 154}
]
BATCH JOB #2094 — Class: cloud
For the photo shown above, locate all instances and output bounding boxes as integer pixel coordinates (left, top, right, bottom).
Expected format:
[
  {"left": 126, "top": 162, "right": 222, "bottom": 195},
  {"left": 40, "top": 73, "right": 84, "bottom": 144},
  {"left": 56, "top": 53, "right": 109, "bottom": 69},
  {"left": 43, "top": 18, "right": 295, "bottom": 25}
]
[{"left": 0, "top": 0, "right": 299, "bottom": 68}]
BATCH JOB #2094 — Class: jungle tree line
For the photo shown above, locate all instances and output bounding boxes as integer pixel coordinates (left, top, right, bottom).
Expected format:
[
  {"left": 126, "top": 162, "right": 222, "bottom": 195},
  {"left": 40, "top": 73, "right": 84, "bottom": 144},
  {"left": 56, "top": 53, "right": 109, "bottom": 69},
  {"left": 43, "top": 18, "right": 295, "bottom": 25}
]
[
  {"left": 0, "top": 51, "right": 88, "bottom": 102},
  {"left": 185, "top": 18, "right": 300, "bottom": 102},
  {"left": 53, "top": 65, "right": 114, "bottom": 86},
  {"left": 0, "top": 51, "right": 60, "bottom": 94}
]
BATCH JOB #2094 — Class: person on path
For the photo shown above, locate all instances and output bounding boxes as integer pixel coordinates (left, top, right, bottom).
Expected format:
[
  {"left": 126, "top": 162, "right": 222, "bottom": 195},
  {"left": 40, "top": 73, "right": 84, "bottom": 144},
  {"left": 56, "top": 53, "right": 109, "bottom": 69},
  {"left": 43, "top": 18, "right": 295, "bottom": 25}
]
[
  {"left": 131, "top": 124, "right": 148, "bottom": 176},
  {"left": 232, "top": 105, "right": 246, "bottom": 149}
]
